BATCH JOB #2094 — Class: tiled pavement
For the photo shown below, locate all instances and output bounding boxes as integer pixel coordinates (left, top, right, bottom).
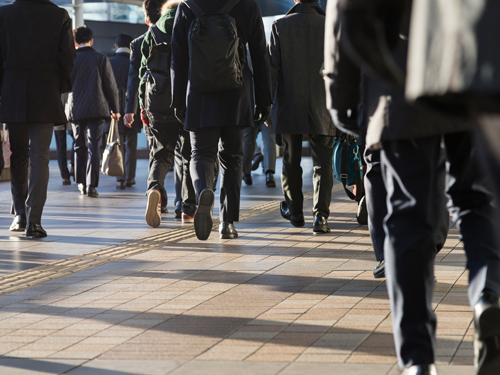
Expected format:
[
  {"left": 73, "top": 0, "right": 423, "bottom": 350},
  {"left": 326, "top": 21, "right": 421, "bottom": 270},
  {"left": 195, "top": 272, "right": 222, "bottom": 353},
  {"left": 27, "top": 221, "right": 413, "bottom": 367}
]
[{"left": 0, "top": 159, "right": 475, "bottom": 374}]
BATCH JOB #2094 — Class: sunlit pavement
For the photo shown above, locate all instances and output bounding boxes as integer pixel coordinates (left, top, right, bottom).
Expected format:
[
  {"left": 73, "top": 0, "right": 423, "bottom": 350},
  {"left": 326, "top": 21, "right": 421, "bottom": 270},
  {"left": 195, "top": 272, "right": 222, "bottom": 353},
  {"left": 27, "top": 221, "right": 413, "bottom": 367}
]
[{"left": 0, "top": 159, "right": 474, "bottom": 374}]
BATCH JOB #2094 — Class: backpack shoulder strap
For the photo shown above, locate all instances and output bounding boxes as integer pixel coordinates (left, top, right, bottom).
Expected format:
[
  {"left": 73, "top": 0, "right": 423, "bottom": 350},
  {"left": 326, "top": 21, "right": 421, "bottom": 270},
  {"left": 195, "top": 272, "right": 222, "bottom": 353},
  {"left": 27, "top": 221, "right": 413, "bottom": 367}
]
[
  {"left": 150, "top": 26, "right": 170, "bottom": 46},
  {"left": 184, "top": 0, "right": 205, "bottom": 18},
  {"left": 220, "top": 0, "right": 240, "bottom": 14}
]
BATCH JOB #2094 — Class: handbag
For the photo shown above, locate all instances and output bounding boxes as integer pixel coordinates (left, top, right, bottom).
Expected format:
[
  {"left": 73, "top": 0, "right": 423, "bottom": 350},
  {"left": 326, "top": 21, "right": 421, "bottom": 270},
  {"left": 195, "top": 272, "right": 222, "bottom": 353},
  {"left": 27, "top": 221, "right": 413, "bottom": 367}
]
[
  {"left": 2, "top": 125, "right": 12, "bottom": 169},
  {"left": 333, "top": 131, "right": 363, "bottom": 201},
  {"left": 101, "top": 118, "right": 124, "bottom": 177}
]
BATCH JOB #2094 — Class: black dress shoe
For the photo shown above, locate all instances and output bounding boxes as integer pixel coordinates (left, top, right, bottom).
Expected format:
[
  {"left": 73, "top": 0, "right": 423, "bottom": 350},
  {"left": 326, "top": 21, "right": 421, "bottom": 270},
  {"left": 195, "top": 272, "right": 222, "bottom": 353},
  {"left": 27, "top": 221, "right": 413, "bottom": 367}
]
[
  {"left": 313, "top": 215, "right": 330, "bottom": 233},
  {"left": 117, "top": 181, "right": 126, "bottom": 190},
  {"left": 373, "top": 260, "right": 385, "bottom": 279},
  {"left": 242, "top": 173, "right": 252, "bottom": 186},
  {"left": 126, "top": 179, "right": 135, "bottom": 187},
  {"left": 62, "top": 178, "right": 71, "bottom": 186},
  {"left": 87, "top": 186, "right": 99, "bottom": 198},
  {"left": 280, "top": 201, "right": 305, "bottom": 227},
  {"left": 10, "top": 215, "right": 27, "bottom": 232},
  {"left": 401, "top": 364, "right": 437, "bottom": 375},
  {"left": 194, "top": 189, "right": 214, "bottom": 241},
  {"left": 161, "top": 207, "right": 169, "bottom": 214},
  {"left": 251, "top": 153, "right": 263, "bottom": 171},
  {"left": 78, "top": 183, "right": 87, "bottom": 195},
  {"left": 474, "top": 291, "right": 500, "bottom": 375},
  {"left": 25, "top": 223, "right": 47, "bottom": 238},
  {"left": 220, "top": 222, "right": 238, "bottom": 239},
  {"left": 266, "top": 172, "right": 276, "bottom": 188}
]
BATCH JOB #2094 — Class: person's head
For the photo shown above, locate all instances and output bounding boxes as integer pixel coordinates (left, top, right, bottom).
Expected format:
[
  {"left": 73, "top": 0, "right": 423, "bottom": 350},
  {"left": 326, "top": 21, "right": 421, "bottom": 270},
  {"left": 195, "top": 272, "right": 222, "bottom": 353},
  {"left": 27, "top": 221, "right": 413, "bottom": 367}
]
[
  {"left": 114, "top": 34, "right": 133, "bottom": 50},
  {"left": 294, "top": 0, "right": 320, "bottom": 3},
  {"left": 143, "top": 0, "right": 166, "bottom": 26},
  {"left": 73, "top": 26, "right": 93, "bottom": 47}
]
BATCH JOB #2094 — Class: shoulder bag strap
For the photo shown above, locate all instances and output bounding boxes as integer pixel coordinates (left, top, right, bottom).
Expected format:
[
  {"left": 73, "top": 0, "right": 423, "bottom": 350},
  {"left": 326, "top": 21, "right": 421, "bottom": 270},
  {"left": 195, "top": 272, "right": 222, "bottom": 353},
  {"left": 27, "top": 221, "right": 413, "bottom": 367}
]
[
  {"left": 340, "top": 140, "right": 356, "bottom": 200},
  {"left": 184, "top": 0, "right": 205, "bottom": 18},
  {"left": 220, "top": 0, "right": 240, "bottom": 14}
]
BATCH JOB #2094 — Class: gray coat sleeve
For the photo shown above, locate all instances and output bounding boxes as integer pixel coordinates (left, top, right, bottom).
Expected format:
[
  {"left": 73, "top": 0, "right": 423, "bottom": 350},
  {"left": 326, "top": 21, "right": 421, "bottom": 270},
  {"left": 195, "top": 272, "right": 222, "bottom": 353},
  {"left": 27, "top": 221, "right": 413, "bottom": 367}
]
[
  {"left": 268, "top": 21, "right": 281, "bottom": 103},
  {"left": 58, "top": 12, "right": 76, "bottom": 93},
  {"left": 102, "top": 56, "right": 120, "bottom": 114}
]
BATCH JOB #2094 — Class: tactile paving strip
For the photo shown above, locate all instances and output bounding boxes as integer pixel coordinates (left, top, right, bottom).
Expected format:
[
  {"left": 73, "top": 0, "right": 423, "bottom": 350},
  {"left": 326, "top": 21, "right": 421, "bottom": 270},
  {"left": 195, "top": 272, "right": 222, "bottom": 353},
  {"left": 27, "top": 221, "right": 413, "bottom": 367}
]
[{"left": 0, "top": 190, "right": 331, "bottom": 296}]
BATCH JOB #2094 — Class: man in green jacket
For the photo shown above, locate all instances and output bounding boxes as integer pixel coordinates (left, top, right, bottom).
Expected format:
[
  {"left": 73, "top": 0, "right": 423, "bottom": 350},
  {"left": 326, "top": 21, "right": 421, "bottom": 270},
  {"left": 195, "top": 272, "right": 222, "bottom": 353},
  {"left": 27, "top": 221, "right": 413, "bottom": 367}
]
[{"left": 139, "top": 0, "right": 196, "bottom": 228}]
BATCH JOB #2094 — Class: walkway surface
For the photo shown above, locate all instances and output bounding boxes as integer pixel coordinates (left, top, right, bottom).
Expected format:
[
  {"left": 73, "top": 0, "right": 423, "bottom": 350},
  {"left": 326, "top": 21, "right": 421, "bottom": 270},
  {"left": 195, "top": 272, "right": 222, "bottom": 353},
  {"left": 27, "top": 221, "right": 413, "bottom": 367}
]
[{"left": 0, "top": 159, "right": 474, "bottom": 375}]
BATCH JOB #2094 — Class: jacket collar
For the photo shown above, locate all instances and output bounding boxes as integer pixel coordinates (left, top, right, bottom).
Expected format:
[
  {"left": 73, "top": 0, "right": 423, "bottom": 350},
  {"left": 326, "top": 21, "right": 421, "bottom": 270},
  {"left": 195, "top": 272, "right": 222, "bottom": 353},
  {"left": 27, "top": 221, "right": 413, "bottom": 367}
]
[
  {"left": 286, "top": 3, "right": 325, "bottom": 16},
  {"left": 76, "top": 46, "right": 95, "bottom": 52}
]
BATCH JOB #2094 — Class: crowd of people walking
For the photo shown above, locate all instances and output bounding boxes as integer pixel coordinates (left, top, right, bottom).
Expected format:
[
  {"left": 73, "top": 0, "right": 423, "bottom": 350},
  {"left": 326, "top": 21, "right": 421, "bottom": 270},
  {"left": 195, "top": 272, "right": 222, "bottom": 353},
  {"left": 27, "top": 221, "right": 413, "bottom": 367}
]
[{"left": 0, "top": 0, "right": 499, "bottom": 374}]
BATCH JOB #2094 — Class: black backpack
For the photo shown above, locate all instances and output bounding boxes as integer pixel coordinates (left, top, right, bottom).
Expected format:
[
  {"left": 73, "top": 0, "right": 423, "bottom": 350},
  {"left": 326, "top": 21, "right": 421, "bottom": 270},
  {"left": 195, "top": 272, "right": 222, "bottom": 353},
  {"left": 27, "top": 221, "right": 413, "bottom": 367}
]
[
  {"left": 185, "top": 0, "right": 245, "bottom": 92},
  {"left": 144, "top": 26, "right": 175, "bottom": 122}
]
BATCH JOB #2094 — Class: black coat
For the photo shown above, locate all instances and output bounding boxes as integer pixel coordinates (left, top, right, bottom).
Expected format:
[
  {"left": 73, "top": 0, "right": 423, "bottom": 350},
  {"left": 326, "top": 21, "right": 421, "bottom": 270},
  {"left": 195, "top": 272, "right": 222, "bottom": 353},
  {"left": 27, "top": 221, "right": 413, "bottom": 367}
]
[
  {"left": 171, "top": 0, "right": 272, "bottom": 130},
  {"left": 324, "top": 0, "right": 471, "bottom": 148},
  {"left": 107, "top": 51, "right": 141, "bottom": 134},
  {"left": 68, "top": 47, "right": 119, "bottom": 123},
  {"left": 0, "top": 0, "right": 75, "bottom": 125},
  {"left": 269, "top": 3, "right": 335, "bottom": 136},
  {"left": 125, "top": 35, "right": 144, "bottom": 132}
]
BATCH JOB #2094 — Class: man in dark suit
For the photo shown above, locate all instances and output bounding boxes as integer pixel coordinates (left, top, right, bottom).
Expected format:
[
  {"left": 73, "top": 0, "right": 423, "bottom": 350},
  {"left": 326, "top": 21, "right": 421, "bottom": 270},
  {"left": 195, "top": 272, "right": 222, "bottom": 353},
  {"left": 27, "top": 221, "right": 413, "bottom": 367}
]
[
  {"left": 269, "top": 0, "right": 335, "bottom": 234},
  {"left": 109, "top": 34, "right": 141, "bottom": 190},
  {"left": 171, "top": 0, "right": 272, "bottom": 241},
  {"left": 0, "top": 0, "right": 76, "bottom": 238}
]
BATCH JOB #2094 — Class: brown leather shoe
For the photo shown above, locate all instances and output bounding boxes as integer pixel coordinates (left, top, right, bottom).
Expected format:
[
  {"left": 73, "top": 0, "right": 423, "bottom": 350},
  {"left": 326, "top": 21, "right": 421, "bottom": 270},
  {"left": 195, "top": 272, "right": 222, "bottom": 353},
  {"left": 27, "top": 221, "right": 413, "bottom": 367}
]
[{"left": 62, "top": 178, "right": 71, "bottom": 186}]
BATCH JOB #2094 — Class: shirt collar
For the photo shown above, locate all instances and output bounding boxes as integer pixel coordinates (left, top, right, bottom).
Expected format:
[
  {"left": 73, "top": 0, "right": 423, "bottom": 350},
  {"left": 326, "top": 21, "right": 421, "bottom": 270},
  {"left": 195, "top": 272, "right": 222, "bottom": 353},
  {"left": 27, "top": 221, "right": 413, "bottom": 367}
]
[{"left": 116, "top": 47, "right": 131, "bottom": 54}]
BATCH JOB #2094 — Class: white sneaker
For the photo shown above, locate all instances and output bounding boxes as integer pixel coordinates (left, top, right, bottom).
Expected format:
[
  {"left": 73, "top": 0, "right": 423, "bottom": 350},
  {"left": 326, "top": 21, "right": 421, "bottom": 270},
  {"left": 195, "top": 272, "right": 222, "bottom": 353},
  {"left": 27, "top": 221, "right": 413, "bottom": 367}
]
[{"left": 145, "top": 189, "right": 162, "bottom": 228}]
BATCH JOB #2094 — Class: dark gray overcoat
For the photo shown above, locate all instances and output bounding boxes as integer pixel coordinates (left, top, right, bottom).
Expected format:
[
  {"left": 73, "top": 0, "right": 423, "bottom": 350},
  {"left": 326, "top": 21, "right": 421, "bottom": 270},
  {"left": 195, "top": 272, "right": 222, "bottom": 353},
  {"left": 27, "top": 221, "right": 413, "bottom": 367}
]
[
  {"left": 108, "top": 51, "right": 141, "bottom": 134},
  {"left": 0, "top": 0, "right": 75, "bottom": 125},
  {"left": 268, "top": 3, "right": 335, "bottom": 136},
  {"left": 171, "top": 0, "right": 272, "bottom": 130},
  {"left": 324, "top": 0, "right": 471, "bottom": 148},
  {"left": 124, "top": 34, "right": 145, "bottom": 131}
]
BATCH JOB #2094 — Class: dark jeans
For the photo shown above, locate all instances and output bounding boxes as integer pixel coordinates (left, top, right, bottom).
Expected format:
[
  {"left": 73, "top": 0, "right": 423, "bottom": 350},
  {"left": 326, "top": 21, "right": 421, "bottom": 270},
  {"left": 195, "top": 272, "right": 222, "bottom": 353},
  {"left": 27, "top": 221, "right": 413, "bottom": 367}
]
[
  {"left": 73, "top": 119, "right": 105, "bottom": 187},
  {"left": 9, "top": 123, "right": 53, "bottom": 223},
  {"left": 117, "top": 132, "right": 138, "bottom": 182},
  {"left": 54, "top": 129, "right": 70, "bottom": 180},
  {"left": 281, "top": 133, "right": 334, "bottom": 218},
  {"left": 364, "top": 148, "right": 449, "bottom": 262},
  {"left": 380, "top": 132, "right": 500, "bottom": 368},
  {"left": 190, "top": 126, "right": 244, "bottom": 222},
  {"left": 148, "top": 119, "right": 196, "bottom": 216}
]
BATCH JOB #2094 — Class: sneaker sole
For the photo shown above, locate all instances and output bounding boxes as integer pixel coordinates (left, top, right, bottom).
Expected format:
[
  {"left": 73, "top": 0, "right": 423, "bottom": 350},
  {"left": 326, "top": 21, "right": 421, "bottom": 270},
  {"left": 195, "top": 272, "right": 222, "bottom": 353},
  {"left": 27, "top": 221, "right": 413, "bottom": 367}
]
[
  {"left": 194, "top": 190, "right": 214, "bottom": 241},
  {"left": 145, "top": 190, "right": 161, "bottom": 228}
]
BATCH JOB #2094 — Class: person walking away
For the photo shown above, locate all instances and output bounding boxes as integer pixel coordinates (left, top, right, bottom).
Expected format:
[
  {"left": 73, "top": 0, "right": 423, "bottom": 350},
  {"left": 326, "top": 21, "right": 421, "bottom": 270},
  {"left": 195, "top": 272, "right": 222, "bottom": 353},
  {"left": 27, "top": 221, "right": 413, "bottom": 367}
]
[
  {"left": 0, "top": 0, "right": 76, "bottom": 238},
  {"left": 68, "top": 26, "right": 120, "bottom": 198},
  {"left": 139, "top": 0, "right": 197, "bottom": 228},
  {"left": 325, "top": 1, "right": 500, "bottom": 374},
  {"left": 171, "top": 0, "right": 272, "bottom": 241},
  {"left": 108, "top": 33, "right": 142, "bottom": 190},
  {"left": 268, "top": 0, "right": 335, "bottom": 233}
]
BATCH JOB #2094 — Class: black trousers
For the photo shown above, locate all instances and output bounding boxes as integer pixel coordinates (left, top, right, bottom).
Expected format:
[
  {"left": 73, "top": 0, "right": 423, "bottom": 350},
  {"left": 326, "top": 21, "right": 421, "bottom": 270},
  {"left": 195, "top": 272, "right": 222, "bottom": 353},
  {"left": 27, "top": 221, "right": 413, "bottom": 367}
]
[
  {"left": 73, "top": 119, "right": 105, "bottom": 187},
  {"left": 117, "top": 132, "right": 138, "bottom": 182},
  {"left": 281, "top": 134, "right": 334, "bottom": 218},
  {"left": 9, "top": 123, "right": 53, "bottom": 223},
  {"left": 174, "top": 139, "right": 183, "bottom": 206},
  {"left": 364, "top": 148, "right": 449, "bottom": 262},
  {"left": 190, "top": 126, "right": 244, "bottom": 222},
  {"left": 148, "top": 119, "right": 196, "bottom": 216},
  {"left": 380, "top": 132, "right": 500, "bottom": 368},
  {"left": 54, "top": 129, "right": 70, "bottom": 180}
]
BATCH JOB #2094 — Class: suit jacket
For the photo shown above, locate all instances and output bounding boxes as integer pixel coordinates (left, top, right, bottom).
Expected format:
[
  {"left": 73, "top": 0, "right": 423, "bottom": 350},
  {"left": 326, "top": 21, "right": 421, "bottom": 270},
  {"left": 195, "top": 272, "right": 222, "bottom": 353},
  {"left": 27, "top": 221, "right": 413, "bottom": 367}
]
[
  {"left": 125, "top": 34, "right": 145, "bottom": 132},
  {"left": 269, "top": 3, "right": 335, "bottom": 136},
  {"left": 171, "top": 0, "right": 272, "bottom": 130},
  {"left": 0, "top": 0, "right": 75, "bottom": 124},
  {"left": 108, "top": 51, "right": 141, "bottom": 134},
  {"left": 68, "top": 47, "right": 119, "bottom": 123}
]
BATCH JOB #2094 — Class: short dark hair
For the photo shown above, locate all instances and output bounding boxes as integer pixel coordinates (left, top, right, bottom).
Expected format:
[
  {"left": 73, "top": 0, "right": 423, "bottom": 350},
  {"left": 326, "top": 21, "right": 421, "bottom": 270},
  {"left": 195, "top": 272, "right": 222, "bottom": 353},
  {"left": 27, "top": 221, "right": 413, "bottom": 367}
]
[
  {"left": 115, "top": 34, "right": 133, "bottom": 48},
  {"left": 73, "top": 26, "right": 93, "bottom": 45},
  {"left": 143, "top": 0, "right": 166, "bottom": 25},
  {"left": 298, "top": 0, "right": 320, "bottom": 3}
]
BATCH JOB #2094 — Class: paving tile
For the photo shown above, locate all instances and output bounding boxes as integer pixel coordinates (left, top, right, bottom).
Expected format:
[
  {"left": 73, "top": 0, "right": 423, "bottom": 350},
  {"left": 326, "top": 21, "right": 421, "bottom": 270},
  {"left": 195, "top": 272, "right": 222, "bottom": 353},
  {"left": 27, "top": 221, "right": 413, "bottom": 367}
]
[
  {"left": 66, "top": 359, "right": 186, "bottom": 375},
  {"left": 0, "top": 359, "right": 84, "bottom": 375}
]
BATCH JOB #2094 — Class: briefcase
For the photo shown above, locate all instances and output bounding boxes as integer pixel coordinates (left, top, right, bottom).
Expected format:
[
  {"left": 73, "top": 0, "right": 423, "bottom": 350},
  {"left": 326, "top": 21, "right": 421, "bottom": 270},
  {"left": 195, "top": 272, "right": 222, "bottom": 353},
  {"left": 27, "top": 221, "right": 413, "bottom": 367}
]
[{"left": 101, "top": 119, "right": 124, "bottom": 177}]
